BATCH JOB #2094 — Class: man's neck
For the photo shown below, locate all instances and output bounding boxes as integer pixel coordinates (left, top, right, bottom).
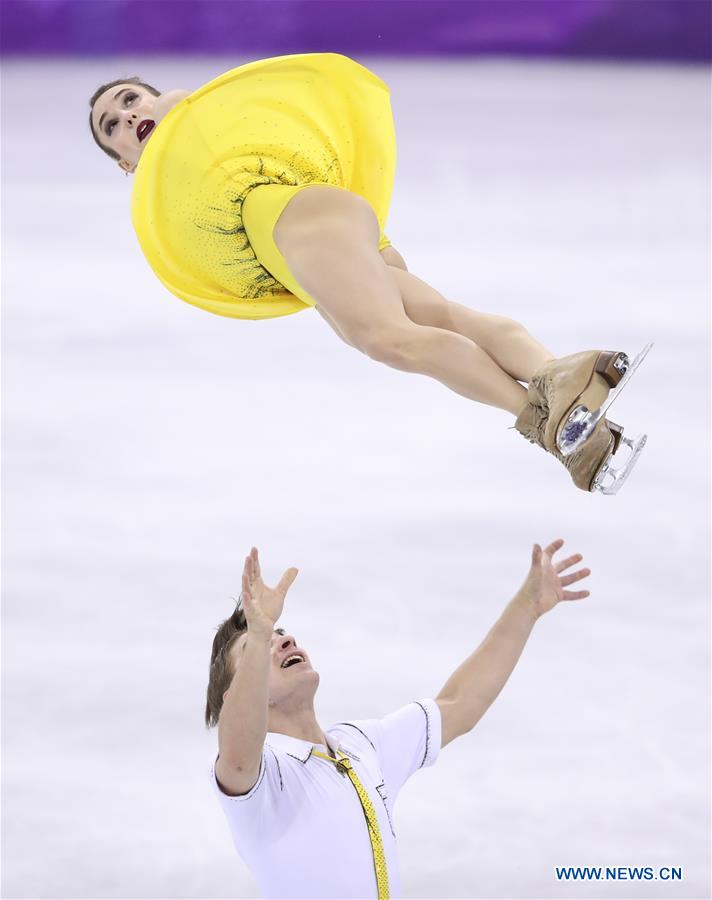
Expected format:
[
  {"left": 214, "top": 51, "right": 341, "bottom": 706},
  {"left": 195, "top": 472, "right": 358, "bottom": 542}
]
[{"left": 268, "top": 703, "right": 326, "bottom": 748}]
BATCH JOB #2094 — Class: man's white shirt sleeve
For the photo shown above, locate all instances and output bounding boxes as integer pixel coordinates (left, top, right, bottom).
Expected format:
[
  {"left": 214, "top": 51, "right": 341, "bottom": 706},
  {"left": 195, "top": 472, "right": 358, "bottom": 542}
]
[
  {"left": 346, "top": 698, "right": 441, "bottom": 798},
  {"left": 210, "top": 747, "right": 284, "bottom": 826}
]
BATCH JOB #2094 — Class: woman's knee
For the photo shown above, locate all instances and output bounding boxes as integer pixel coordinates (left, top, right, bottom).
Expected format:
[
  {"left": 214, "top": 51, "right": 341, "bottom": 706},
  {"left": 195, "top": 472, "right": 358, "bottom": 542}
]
[{"left": 358, "top": 324, "right": 424, "bottom": 369}]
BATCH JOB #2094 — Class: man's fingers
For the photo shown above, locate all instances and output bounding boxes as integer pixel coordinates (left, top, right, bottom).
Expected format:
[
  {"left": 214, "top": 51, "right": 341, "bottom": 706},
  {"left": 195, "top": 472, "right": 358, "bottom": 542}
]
[
  {"left": 560, "top": 567, "right": 591, "bottom": 587},
  {"left": 251, "top": 547, "right": 261, "bottom": 579},
  {"left": 544, "top": 538, "right": 565, "bottom": 558},
  {"left": 240, "top": 589, "right": 254, "bottom": 614},
  {"left": 277, "top": 567, "right": 299, "bottom": 595},
  {"left": 562, "top": 589, "right": 590, "bottom": 601},
  {"left": 531, "top": 543, "right": 542, "bottom": 565},
  {"left": 555, "top": 553, "right": 583, "bottom": 574}
]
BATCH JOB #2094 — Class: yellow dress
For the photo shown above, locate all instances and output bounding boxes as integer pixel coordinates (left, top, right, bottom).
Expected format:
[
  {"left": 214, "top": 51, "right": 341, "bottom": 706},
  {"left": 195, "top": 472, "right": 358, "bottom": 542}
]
[{"left": 131, "top": 52, "right": 396, "bottom": 319}]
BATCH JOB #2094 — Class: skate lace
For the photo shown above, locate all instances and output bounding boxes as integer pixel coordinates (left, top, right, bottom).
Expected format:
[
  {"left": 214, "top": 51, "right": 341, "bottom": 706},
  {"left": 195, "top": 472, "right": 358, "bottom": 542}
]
[{"left": 514, "top": 400, "right": 549, "bottom": 447}]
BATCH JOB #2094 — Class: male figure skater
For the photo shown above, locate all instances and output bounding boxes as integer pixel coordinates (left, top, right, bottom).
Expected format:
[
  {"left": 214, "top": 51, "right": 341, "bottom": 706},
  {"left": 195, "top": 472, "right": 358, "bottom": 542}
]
[
  {"left": 88, "top": 55, "right": 649, "bottom": 494},
  {"left": 206, "top": 542, "right": 591, "bottom": 898}
]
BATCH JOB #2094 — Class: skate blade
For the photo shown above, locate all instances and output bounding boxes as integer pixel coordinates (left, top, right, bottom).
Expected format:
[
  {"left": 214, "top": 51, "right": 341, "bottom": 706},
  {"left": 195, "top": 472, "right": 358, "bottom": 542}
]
[
  {"left": 558, "top": 343, "right": 654, "bottom": 457},
  {"left": 592, "top": 432, "right": 647, "bottom": 495}
]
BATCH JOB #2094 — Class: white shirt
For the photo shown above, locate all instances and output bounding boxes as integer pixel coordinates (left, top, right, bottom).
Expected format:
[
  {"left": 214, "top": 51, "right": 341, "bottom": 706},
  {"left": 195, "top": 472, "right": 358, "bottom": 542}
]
[{"left": 211, "top": 699, "right": 441, "bottom": 898}]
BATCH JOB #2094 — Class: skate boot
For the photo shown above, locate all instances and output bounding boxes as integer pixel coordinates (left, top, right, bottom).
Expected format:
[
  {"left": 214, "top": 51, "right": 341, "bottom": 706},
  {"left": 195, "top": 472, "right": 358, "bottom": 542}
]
[
  {"left": 528, "top": 344, "right": 653, "bottom": 457},
  {"left": 515, "top": 403, "right": 647, "bottom": 494}
]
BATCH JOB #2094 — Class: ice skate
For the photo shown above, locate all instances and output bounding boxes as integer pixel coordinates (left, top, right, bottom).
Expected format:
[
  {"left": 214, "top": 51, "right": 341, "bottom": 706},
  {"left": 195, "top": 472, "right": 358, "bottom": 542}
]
[
  {"left": 527, "top": 344, "right": 653, "bottom": 458},
  {"left": 590, "top": 427, "right": 648, "bottom": 495},
  {"left": 515, "top": 400, "right": 647, "bottom": 493},
  {"left": 565, "top": 419, "right": 648, "bottom": 494}
]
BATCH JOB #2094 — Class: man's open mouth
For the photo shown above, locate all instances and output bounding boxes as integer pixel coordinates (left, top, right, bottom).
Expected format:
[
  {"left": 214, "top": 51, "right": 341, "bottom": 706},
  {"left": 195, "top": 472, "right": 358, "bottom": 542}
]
[
  {"left": 137, "top": 119, "right": 155, "bottom": 143},
  {"left": 281, "top": 654, "right": 305, "bottom": 669}
]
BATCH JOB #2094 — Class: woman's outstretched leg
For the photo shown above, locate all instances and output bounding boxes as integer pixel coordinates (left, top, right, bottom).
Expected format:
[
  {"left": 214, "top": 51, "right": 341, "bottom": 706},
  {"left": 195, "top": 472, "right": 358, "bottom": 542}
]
[
  {"left": 274, "top": 186, "right": 527, "bottom": 416},
  {"left": 386, "top": 267, "right": 555, "bottom": 384},
  {"left": 273, "top": 185, "right": 647, "bottom": 493}
]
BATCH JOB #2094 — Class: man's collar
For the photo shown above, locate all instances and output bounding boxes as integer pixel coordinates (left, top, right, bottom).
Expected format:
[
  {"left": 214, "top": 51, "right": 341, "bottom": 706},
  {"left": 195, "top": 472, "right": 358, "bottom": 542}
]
[
  {"left": 266, "top": 731, "right": 315, "bottom": 763},
  {"left": 265, "top": 729, "right": 361, "bottom": 763}
]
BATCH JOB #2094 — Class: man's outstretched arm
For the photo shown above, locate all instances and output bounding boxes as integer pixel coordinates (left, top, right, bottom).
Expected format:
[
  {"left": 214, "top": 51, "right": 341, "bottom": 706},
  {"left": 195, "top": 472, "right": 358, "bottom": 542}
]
[
  {"left": 216, "top": 548, "right": 298, "bottom": 795},
  {"left": 435, "top": 540, "right": 590, "bottom": 747}
]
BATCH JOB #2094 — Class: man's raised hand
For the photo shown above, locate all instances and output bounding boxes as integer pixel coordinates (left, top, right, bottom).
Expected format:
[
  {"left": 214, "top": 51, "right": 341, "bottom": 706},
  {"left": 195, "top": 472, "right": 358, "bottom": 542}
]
[
  {"left": 240, "top": 547, "right": 298, "bottom": 639},
  {"left": 517, "top": 539, "right": 591, "bottom": 619}
]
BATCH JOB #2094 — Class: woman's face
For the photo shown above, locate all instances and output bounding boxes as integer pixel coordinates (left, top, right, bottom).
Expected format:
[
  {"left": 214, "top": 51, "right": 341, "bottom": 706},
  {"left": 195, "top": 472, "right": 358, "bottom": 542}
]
[{"left": 91, "top": 83, "right": 159, "bottom": 172}]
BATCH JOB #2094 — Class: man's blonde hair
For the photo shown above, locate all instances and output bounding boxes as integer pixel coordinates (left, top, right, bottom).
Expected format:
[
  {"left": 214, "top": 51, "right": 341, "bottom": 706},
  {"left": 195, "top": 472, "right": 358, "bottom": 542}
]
[{"left": 205, "top": 606, "right": 248, "bottom": 728}]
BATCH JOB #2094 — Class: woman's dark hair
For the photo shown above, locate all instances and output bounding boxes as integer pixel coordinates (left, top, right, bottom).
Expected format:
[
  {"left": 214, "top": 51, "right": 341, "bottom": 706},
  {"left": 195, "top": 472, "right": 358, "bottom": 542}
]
[
  {"left": 205, "top": 605, "right": 248, "bottom": 728},
  {"left": 88, "top": 76, "right": 160, "bottom": 161}
]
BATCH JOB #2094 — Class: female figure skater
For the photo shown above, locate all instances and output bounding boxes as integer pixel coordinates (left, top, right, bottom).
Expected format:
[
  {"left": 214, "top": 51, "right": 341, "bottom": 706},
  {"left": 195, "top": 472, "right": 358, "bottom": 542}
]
[{"left": 89, "top": 53, "right": 649, "bottom": 493}]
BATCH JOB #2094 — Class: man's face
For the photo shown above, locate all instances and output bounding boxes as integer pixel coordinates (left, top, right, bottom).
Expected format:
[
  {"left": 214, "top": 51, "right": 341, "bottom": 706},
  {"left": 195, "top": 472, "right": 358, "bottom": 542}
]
[
  {"left": 91, "top": 83, "right": 158, "bottom": 171},
  {"left": 231, "top": 628, "right": 320, "bottom": 708}
]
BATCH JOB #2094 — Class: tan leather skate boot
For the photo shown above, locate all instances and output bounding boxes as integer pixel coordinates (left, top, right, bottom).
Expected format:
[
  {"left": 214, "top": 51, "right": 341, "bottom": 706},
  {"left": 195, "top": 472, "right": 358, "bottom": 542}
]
[
  {"left": 515, "top": 402, "right": 646, "bottom": 494},
  {"left": 527, "top": 345, "right": 652, "bottom": 457}
]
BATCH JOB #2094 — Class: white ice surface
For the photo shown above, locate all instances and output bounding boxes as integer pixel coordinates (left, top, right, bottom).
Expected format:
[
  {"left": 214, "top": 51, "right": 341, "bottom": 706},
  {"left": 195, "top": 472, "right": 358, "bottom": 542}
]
[{"left": 1, "top": 57, "right": 710, "bottom": 899}]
